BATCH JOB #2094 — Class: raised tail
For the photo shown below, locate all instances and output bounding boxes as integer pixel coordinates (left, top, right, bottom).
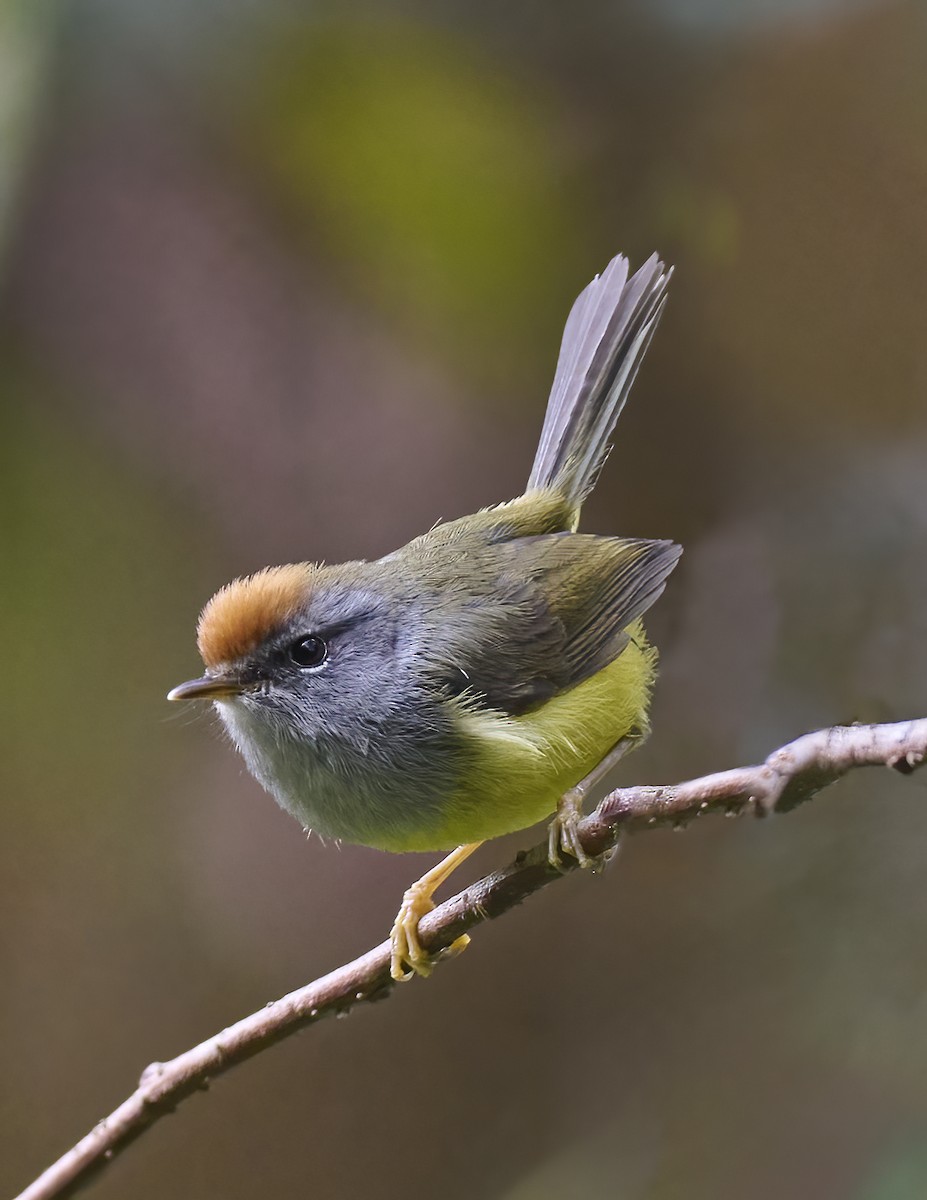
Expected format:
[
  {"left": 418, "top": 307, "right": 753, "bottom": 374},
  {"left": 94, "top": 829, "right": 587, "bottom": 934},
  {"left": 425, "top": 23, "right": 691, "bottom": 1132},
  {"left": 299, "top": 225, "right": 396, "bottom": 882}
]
[{"left": 528, "top": 252, "right": 671, "bottom": 510}]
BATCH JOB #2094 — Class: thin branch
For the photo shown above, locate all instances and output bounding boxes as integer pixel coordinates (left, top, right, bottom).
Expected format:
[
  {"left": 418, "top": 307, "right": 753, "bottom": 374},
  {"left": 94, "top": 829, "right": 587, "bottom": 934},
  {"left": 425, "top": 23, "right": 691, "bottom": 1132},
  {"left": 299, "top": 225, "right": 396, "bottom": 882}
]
[{"left": 16, "top": 718, "right": 927, "bottom": 1200}]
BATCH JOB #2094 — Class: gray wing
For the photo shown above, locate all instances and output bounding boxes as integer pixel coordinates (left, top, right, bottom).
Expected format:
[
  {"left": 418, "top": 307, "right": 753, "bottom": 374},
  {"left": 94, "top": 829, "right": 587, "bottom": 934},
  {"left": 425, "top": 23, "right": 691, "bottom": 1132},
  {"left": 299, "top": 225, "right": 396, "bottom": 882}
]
[{"left": 432, "top": 533, "right": 681, "bottom": 716}]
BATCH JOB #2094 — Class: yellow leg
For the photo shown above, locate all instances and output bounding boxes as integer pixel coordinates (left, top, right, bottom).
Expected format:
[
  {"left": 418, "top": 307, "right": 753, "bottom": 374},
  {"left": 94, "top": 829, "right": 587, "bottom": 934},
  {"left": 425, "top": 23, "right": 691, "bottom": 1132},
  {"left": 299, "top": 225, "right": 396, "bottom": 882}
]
[
  {"left": 548, "top": 733, "right": 641, "bottom": 871},
  {"left": 390, "top": 842, "right": 483, "bottom": 982}
]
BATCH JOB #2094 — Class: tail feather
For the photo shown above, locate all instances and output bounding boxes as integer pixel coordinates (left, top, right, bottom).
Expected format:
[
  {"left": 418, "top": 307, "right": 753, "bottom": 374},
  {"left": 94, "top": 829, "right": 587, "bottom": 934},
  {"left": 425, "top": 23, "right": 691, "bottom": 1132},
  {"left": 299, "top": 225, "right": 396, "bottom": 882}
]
[{"left": 528, "top": 252, "right": 671, "bottom": 508}]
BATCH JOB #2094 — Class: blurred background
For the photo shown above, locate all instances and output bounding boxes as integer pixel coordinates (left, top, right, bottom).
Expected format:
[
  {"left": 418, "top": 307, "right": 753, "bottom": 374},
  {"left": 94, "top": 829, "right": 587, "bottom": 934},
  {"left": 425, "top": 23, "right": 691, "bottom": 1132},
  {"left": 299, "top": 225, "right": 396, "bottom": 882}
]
[{"left": 2, "top": 1, "right": 927, "bottom": 1197}]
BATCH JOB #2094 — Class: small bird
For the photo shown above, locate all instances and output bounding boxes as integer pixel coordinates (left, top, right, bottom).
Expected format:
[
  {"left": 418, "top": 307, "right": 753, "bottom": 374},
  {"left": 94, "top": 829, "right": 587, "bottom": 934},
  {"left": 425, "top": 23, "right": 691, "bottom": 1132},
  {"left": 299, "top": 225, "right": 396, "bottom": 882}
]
[{"left": 169, "top": 252, "right": 680, "bottom": 980}]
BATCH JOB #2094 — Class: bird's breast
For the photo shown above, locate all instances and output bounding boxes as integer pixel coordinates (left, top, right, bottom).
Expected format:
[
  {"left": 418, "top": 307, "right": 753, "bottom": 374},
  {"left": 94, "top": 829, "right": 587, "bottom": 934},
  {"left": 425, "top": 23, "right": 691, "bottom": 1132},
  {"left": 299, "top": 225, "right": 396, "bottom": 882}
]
[{"left": 213, "top": 693, "right": 463, "bottom": 849}]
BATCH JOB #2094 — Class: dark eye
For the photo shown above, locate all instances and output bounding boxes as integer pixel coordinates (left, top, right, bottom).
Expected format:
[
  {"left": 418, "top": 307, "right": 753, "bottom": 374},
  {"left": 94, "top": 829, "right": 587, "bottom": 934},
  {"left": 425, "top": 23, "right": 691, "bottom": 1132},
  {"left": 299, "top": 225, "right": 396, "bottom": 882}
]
[{"left": 289, "top": 635, "right": 327, "bottom": 668}]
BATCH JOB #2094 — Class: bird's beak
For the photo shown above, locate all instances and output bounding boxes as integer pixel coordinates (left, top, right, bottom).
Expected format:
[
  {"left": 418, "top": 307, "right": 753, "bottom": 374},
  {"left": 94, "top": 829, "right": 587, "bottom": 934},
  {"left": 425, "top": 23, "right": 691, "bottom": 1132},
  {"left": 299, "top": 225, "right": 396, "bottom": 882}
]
[{"left": 167, "top": 674, "right": 245, "bottom": 702}]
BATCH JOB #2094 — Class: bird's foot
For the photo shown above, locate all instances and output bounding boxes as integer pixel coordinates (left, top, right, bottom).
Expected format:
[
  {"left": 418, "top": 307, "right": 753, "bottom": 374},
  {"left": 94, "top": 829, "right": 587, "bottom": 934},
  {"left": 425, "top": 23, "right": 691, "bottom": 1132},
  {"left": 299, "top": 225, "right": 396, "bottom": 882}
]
[
  {"left": 389, "top": 842, "right": 482, "bottom": 982},
  {"left": 547, "top": 788, "right": 595, "bottom": 872},
  {"left": 389, "top": 883, "right": 471, "bottom": 981},
  {"left": 547, "top": 735, "right": 640, "bottom": 873}
]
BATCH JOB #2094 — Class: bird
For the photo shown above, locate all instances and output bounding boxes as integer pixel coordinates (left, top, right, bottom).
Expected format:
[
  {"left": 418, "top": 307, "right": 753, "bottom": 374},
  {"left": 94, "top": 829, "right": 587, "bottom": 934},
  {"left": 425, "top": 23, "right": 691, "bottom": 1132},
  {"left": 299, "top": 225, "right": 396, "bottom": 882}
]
[{"left": 169, "top": 251, "right": 680, "bottom": 981}]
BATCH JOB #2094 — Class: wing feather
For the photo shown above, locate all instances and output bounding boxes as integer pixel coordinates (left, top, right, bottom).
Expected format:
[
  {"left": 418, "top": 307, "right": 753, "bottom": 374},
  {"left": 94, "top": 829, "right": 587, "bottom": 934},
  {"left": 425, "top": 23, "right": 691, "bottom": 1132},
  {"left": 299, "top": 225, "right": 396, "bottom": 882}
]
[{"left": 430, "top": 534, "right": 681, "bottom": 717}]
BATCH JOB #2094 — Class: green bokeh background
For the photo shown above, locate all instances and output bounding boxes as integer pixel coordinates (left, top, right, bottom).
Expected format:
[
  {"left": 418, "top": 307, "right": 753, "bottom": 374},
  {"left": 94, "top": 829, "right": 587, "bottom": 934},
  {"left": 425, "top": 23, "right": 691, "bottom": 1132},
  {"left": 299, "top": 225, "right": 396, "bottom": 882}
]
[{"left": 3, "top": 2, "right": 927, "bottom": 1197}]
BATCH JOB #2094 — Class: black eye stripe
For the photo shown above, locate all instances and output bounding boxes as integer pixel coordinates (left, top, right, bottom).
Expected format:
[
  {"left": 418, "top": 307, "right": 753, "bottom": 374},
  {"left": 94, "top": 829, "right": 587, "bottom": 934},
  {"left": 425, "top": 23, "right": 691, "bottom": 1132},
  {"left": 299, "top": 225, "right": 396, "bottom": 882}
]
[{"left": 289, "top": 635, "right": 328, "bottom": 669}]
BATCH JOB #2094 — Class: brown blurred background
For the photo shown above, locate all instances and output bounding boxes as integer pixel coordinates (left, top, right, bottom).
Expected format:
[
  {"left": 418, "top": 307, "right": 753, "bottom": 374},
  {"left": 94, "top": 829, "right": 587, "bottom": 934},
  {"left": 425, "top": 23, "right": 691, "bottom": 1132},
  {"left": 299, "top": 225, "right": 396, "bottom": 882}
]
[{"left": 3, "top": 1, "right": 927, "bottom": 1197}]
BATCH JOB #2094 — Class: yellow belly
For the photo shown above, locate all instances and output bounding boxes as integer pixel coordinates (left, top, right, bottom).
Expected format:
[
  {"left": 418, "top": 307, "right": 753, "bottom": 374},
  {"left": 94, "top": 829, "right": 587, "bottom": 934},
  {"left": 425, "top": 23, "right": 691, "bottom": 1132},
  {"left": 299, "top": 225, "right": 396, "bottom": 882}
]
[{"left": 393, "top": 619, "right": 657, "bottom": 851}]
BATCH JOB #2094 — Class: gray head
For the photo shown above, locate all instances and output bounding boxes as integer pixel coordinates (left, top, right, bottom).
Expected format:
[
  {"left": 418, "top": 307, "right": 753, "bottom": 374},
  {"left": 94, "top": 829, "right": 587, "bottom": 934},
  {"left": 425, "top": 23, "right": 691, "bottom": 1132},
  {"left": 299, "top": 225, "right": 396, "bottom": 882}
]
[{"left": 167, "top": 563, "right": 456, "bottom": 844}]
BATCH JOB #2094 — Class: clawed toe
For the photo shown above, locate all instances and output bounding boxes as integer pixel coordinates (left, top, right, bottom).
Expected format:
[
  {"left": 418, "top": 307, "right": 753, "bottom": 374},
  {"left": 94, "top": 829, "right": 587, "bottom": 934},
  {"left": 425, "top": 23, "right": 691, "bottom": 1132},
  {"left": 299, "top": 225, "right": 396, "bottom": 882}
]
[
  {"left": 548, "top": 795, "right": 592, "bottom": 871},
  {"left": 389, "top": 843, "right": 482, "bottom": 981},
  {"left": 390, "top": 885, "right": 437, "bottom": 981},
  {"left": 389, "top": 896, "right": 471, "bottom": 981},
  {"left": 547, "top": 789, "right": 618, "bottom": 873}
]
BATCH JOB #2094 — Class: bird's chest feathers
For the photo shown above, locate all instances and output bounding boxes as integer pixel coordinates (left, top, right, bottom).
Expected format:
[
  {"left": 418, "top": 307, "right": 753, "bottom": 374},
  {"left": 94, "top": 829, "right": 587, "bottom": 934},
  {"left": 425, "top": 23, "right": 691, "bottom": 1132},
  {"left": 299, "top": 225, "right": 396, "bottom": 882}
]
[{"left": 215, "top": 695, "right": 457, "bottom": 847}]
